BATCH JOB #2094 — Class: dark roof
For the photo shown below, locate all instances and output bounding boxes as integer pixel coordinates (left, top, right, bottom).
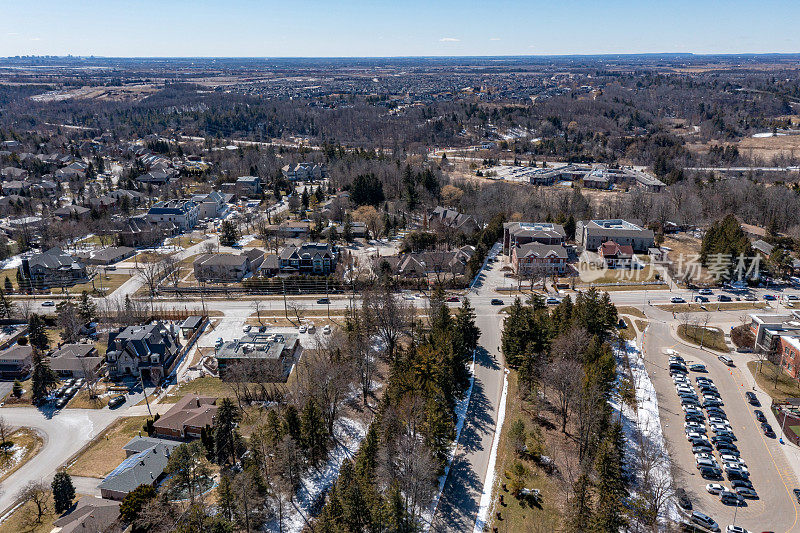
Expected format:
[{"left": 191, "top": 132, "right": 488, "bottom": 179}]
[
  {"left": 98, "top": 437, "right": 180, "bottom": 495},
  {"left": 180, "top": 316, "right": 203, "bottom": 330},
  {"left": 51, "top": 496, "right": 120, "bottom": 533}
]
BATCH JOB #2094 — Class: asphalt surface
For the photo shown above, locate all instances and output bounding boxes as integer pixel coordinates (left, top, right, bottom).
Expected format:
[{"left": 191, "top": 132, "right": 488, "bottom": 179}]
[
  {"left": 643, "top": 320, "right": 800, "bottom": 532},
  {"left": 431, "top": 246, "right": 506, "bottom": 532}
]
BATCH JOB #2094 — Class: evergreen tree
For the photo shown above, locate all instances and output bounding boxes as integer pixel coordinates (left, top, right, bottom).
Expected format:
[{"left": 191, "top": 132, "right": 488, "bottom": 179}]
[
  {"left": 27, "top": 314, "right": 49, "bottom": 352},
  {"left": 3, "top": 276, "right": 12, "bottom": 294},
  {"left": 301, "top": 187, "right": 310, "bottom": 210},
  {"left": 51, "top": 471, "right": 76, "bottom": 513},
  {"left": 214, "top": 398, "right": 242, "bottom": 465},
  {"left": 77, "top": 291, "right": 97, "bottom": 323},
  {"left": 12, "top": 379, "right": 22, "bottom": 398},
  {"left": 219, "top": 220, "right": 240, "bottom": 247},
  {"left": 342, "top": 215, "right": 353, "bottom": 243},
  {"left": 31, "top": 351, "right": 57, "bottom": 404},
  {"left": 119, "top": 484, "right": 157, "bottom": 523},
  {"left": 300, "top": 398, "right": 328, "bottom": 465},
  {"left": 591, "top": 422, "right": 628, "bottom": 532},
  {"left": 283, "top": 404, "right": 301, "bottom": 441},
  {"left": 216, "top": 472, "right": 237, "bottom": 523}
]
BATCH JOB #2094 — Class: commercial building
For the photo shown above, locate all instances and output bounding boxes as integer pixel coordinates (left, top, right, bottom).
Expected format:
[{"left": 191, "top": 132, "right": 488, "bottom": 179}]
[
  {"left": 503, "top": 222, "right": 566, "bottom": 254},
  {"left": 216, "top": 332, "right": 301, "bottom": 382},
  {"left": 511, "top": 243, "right": 568, "bottom": 276},
  {"left": 146, "top": 200, "right": 199, "bottom": 231},
  {"left": 576, "top": 219, "right": 655, "bottom": 253}
]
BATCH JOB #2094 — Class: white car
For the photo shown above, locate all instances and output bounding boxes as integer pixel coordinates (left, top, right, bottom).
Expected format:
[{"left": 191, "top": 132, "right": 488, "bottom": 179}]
[
  {"left": 306, "top": 323, "right": 316, "bottom": 333},
  {"left": 720, "top": 454, "right": 744, "bottom": 465},
  {"left": 298, "top": 325, "right": 307, "bottom": 334},
  {"left": 322, "top": 325, "right": 332, "bottom": 335},
  {"left": 686, "top": 431, "right": 705, "bottom": 441},
  {"left": 726, "top": 526, "right": 751, "bottom": 533},
  {"left": 706, "top": 483, "right": 725, "bottom": 494},
  {"left": 242, "top": 325, "right": 252, "bottom": 333}
]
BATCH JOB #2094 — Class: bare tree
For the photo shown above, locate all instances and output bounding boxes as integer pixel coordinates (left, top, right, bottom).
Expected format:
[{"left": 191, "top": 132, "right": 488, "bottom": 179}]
[
  {"left": 545, "top": 357, "right": 582, "bottom": 433},
  {"left": 134, "top": 254, "right": 166, "bottom": 300},
  {"left": 286, "top": 301, "right": 306, "bottom": 326},
  {"left": 363, "top": 287, "right": 411, "bottom": 363},
  {"left": 161, "top": 254, "right": 181, "bottom": 290},
  {"left": 0, "top": 417, "right": 12, "bottom": 461},
  {"left": 16, "top": 480, "right": 49, "bottom": 525}
]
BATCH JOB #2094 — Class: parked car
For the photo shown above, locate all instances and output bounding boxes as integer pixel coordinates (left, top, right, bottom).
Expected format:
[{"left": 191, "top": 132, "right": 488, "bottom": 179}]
[
  {"left": 699, "top": 288, "right": 713, "bottom": 295},
  {"left": 719, "top": 490, "right": 744, "bottom": 506},
  {"left": 670, "top": 297, "right": 686, "bottom": 303},
  {"left": 242, "top": 325, "right": 252, "bottom": 333},
  {"left": 745, "top": 391, "right": 760, "bottom": 406},
  {"left": 446, "top": 296, "right": 460, "bottom": 302},
  {"left": 717, "top": 294, "right": 732, "bottom": 302},
  {"left": 55, "top": 397, "right": 68, "bottom": 409},
  {"left": 675, "top": 488, "right": 692, "bottom": 510},
  {"left": 762, "top": 423, "right": 776, "bottom": 438},
  {"left": 690, "top": 511, "right": 720, "bottom": 531},
  {"left": 545, "top": 297, "right": 560, "bottom": 305},
  {"left": 695, "top": 295, "right": 709, "bottom": 303},
  {"left": 317, "top": 298, "right": 330, "bottom": 305},
  {"left": 764, "top": 294, "right": 777, "bottom": 301},
  {"left": 491, "top": 299, "right": 504, "bottom": 305},
  {"left": 793, "top": 488, "right": 800, "bottom": 504},
  {"left": 322, "top": 325, "right": 332, "bottom": 335},
  {"left": 753, "top": 409, "right": 766, "bottom": 422},
  {"left": 726, "top": 525, "right": 752, "bottom": 533},
  {"left": 42, "top": 301, "right": 55, "bottom": 307},
  {"left": 706, "top": 483, "right": 725, "bottom": 494},
  {"left": 743, "top": 294, "right": 757, "bottom": 301},
  {"left": 108, "top": 395, "right": 126, "bottom": 409}
]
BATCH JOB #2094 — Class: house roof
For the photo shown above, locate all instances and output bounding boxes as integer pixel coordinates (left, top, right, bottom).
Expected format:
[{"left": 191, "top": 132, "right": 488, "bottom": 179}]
[
  {"left": 98, "top": 437, "right": 180, "bottom": 495},
  {"left": 0, "top": 344, "right": 32, "bottom": 363},
  {"left": 153, "top": 394, "right": 218, "bottom": 435},
  {"left": 516, "top": 243, "right": 568, "bottom": 259},
  {"left": 599, "top": 240, "right": 634, "bottom": 258},
  {"left": 51, "top": 496, "right": 120, "bottom": 533},
  {"left": 180, "top": 316, "right": 203, "bottom": 330},
  {"left": 51, "top": 344, "right": 96, "bottom": 359}
]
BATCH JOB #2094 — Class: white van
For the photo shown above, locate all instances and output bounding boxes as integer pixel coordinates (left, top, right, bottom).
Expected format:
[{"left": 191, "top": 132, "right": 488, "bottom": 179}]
[{"left": 718, "top": 354, "right": 734, "bottom": 366}]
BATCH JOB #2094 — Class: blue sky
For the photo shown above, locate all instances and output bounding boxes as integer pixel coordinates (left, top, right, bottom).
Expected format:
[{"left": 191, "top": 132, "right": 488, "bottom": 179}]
[{"left": 2, "top": 0, "right": 800, "bottom": 57}]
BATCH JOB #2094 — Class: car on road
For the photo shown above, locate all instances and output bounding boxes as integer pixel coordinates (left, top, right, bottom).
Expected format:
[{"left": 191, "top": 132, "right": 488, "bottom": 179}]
[
  {"left": 446, "top": 296, "right": 460, "bottom": 302},
  {"left": 753, "top": 409, "right": 766, "bottom": 422},
  {"left": 670, "top": 297, "right": 686, "bottom": 303},
  {"left": 675, "top": 488, "right": 692, "bottom": 510},
  {"left": 108, "top": 395, "right": 126, "bottom": 409},
  {"left": 706, "top": 483, "right": 725, "bottom": 494},
  {"left": 42, "top": 300, "right": 55, "bottom": 307},
  {"left": 242, "top": 325, "right": 252, "bottom": 333},
  {"left": 743, "top": 294, "right": 757, "bottom": 301},
  {"left": 690, "top": 511, "right": 720, "bottom": 531},
  {"left": 317, "top": 298, "right": 330, "bottom": 304},
  {"left": 764, "top": 294, "right": 777, "bottom": 300},
  {"left": 699, "top": 288, "right": 713, "bottom": 295},
  {"left": 689, "top": 363, "right": 707, "bottom": 372},
  {"left": 695, "top": 295, "right": 709, "bottom": 303},
  {"left": 491, "top": 299, "right": 504, "bottom": 305},
  {"left": 725, "top": 526, "right": 752, "bottom": 533},
  {"left": 717, "top": 294, "right": 732, "bottom": 302},
  {"left": 745, "top": 391, "right": 760, "bottom": 406},
  {"left": 793, "top": 488, "right": 800, "bottom": 504}
]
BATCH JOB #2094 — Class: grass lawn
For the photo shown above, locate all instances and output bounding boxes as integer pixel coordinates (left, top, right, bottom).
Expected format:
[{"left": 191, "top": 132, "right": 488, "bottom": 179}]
[
  {"left": 748, "top": 360, "right": 800, "bottom": 402},
  {"left": 616, "top": 306, "right": 646, "bottom": 318},
  {"left": 0, "top": 427, "right": 44, "bottom": 483},
  {"left": 0, "top": 490, "right": 57, "bottom": 533},
  {"left": 67, "top": 273, "right": 130, "bottom": 295},
  {"left": 577, "top": 264, "right": 659, "bottom": 285},
  {"left": 634, "top": 319, "right": 649, "bottom": 332},
  {"left": 490, "top": 371, "right": 562, "bottom": 532},
  {"left": 66, "top": 416, "right": 151, "bottom": 478},
  {"left": 159, "top": 376, "right": 236, "bottom": 404},
  {"left": 66, "top": 385, "right": 109, "bottom": 409},
  {"left": 619, "top": 317, "right": 636, "bottom": 341},
  {"left": 658, "top": 302, "right": 767, "bottom": 313},
  {"left": 677, "top": 324, "right": 729, "bottom": 352},
  {"left": 2, "top": 378, "right": 33, "bottom": 406}
]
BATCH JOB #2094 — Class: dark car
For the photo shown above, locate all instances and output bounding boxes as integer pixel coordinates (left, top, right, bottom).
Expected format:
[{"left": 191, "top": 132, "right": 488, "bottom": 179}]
[
  {"left": 764, "top": 294, "right": 777, "bottom": 301},
  {"left": 735, "top": 486, "right": 758, "bottom": 499},
  {"left": 491, "top": 299, "right": 504, "bottom": 306},
  {"left": 108, "top": 395, "right": 126, "bottom": 409},
  {"left": 55, "top": 397, "right": 68, "bottom": 409},
  {"left": 762, "top": 423, "right": 776, "bottom": 438},
  {"left": 675, "top": 488, "right": 692, "bottom": 510},
  {"left": 731, "top": 479, "right": 753, "bottom": 490},
  {"left": 754, "top": 409, "right": 766, "bottom": 423},
  {"left": 446, "top": 296, "right": 460, "bottom": 302},
  {"left": 695, "top": 295, "right": 709, "bottom": 303},
  {"left": 692, "top": 444, "right": 713, "bottom": 454},
  {"left": 699, "top": 466, "right": 723, "bottom": 480},
  {"left": 793, "top": 488, "right": 800, "bottom": 504},
  {"left": 745, "top": 391, "right": 760, "bottom": 406},
  {"left": 316, "top": 298, "right": 330, "bottom": 304},
  {"left": 717, "top": 294, "right": 732, "bottom": 302}
]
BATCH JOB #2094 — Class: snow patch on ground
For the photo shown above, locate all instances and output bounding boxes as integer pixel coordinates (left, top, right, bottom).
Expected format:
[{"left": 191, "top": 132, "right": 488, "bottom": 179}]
[
  {"left": 472, "top": 367, "right": 509, "bottom": 533},
  {"left": 266, "top": 416, "right": 367, "bottom": 533},
  {"left": 611, "top": 338, "right": 680, "bottom": 526}
]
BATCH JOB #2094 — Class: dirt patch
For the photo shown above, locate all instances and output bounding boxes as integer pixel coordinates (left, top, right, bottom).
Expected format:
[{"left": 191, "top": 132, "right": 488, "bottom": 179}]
[{"left": 747, "top": 360, "right": 800, "bottom": 402}]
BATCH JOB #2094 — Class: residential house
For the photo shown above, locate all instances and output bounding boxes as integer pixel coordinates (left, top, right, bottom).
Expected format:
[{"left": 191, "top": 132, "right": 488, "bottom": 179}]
[
  {"left": 235, "top": 175, "right": 262, "bottom": 196},
  {"left": 108, "top": 189, "right": 146, "bottom": 207},
  {"left": 281, "top": 162, "right": 327, "bottom": 181},
  {"left": 511, "top": 243, "right": 568, "bottom": 276},
  {"left": 752, "top": 239, "right": 775, "bottom": 258},
  {"left": 97, "top": 437, "right": 181, "bottom": 500},
  {"left": 146, "top": 200, "right": 199, "bottom": 231},
  {"left": 426, "top": 206, "right": 480, "bottom": 235},
  {"left": 51, "top": 496, "right": 120, "bottom": 533},
  {"left": 20, "top": 248, "right": 88, "bottom": 290},
  {"left": 191, "top": 191, "right": 227, "bottom": 220},
  {"left": 598, "top": 240, "right": 635, "bottom": 268},
  {"left": 379, "top": 246, "right": 475, "bottom": 278},
  {"left": 576, "top": 219, "right": 655, "bottom": 252},
  {"left": 54, "top": 205, "right": 91, "bottom": 221},
  {"left": 216, "top": 332, "right": 301, "bottom": 382},
  {"left": 49, "top": 344, "right": 104, "bottom": 379},
  {"left": 88, "top": 195, "right": 117, "bottom": 211},
  {"left": 256, "top": 254, "right": 280, "bottom": 277},
  {"left": 105, "top": 322, "right": 182, "bottom": 383},
  {"left": 193, "top": 249, "right": 264, "bottom": 282},
  {"left": 268, "top": 220, "right": 311, "bottom": 238},
  {"left": 1, "top": 167, "right": 28, "bottom": 180},
  {"left": 503, "top": 222, "right": 566, "bottom": 255},
  {"left": 117, "top": 216, "right": 166, "bottom": 248},
  {"left": 77, "top": 246, "right": 136, "bottom": 266},
  {"left": 136, "top": 168, "right": 177, "bottom": 185},
  {"left": 152, "top": 395, "right": 218, "bottom": 439},
  {"left": 278, "top": 242, "right": 337, "bottom": 275},
  {"left": 0, "top": 345, "right": 32, "bottom": 379}
]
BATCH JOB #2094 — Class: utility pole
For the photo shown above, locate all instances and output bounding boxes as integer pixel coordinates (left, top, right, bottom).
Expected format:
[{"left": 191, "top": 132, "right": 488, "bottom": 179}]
[
  {"left": 139, "top": 373, "right": 152, "bottom": 418},
  {"left": 282, "top": 279, "right": 288, "bottom": 320}
]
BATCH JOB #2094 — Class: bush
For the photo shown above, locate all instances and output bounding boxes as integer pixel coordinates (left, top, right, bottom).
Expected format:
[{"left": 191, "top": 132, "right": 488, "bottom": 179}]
[{"left": 731, "top": 324, "right": 755, "bottom": 350}]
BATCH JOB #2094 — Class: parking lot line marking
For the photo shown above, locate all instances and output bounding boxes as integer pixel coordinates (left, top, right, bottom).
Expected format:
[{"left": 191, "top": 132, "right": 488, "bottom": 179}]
[{"left": 729, "top": 366, "right": 799, "bottom": 533}]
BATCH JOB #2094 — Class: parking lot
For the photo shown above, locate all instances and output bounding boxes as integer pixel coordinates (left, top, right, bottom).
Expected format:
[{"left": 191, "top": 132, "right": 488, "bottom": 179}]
[{"left": 644, "top": 321, "right": 800, "bottom": 532}]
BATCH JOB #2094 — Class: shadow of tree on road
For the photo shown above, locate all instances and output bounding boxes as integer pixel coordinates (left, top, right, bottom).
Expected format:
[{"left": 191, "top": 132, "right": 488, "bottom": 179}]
[{"left": 431, "top": 454, "right": 481, "bottom": 533}]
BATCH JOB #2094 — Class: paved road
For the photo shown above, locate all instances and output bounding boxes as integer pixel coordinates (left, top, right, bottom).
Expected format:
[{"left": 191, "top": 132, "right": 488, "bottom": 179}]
[
  {"left": 643, "top": 319, "right": 800, "bottom": 532},
  {"left": 432, "top": 245, "right": 506, "bottom": 532}
]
